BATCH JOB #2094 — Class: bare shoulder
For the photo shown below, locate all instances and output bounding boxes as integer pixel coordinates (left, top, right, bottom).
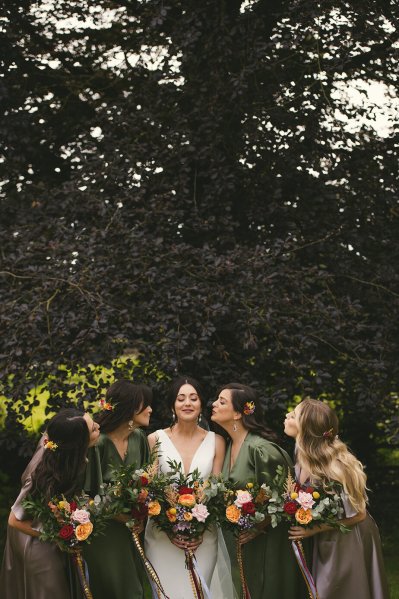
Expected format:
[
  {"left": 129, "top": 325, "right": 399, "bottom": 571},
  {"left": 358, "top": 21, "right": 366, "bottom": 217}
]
[{"left": 215, "top": 433, "right": 226, "bottom": 449}]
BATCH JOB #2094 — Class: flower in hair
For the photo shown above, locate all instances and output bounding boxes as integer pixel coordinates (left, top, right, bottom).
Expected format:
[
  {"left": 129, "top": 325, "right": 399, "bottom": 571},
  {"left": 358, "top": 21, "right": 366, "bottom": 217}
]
[
  {"left": 243, "top": 401, "right": 255, "bottom": 415},
  {"left": 99, "top": 399, "right": 113, "bottom": 411},
  {"left": 43, "top": 438, "right": 58, "bottom": 451},
  {"left": 322, "top": 428, "right": 334, "bottom": 439}
]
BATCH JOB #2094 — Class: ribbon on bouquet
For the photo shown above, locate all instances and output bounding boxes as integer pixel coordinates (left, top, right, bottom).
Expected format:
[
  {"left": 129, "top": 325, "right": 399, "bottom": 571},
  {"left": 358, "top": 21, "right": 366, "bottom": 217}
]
[
  {"left": 131, "top": 531, "right": 171, "bottom": 599},
  {"left": 70, "top": 548, "right": 94, "bottom": 599},
  {"left": 184, "top": 549, "right": 211, "bottom": 599},
  {"left": 236, "top": 540, "right": 251, "bottom": 599},
  {"left": 291, "top": 540, "right": 320, "bottom": 599}
]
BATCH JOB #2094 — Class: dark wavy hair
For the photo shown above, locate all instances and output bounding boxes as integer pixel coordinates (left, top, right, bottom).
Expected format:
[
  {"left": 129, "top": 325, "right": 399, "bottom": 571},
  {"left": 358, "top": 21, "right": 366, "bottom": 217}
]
[
  {"left": 167, "top": 376, "right": 205, "bottom": 427},
  {"left": 30, "top": 408, "right": 90, "bottom": 500},
  {"left": 219, "top": 383, "right": 277, "bottom": 442},
  {"left": 96, "top": 379, "right": 152, "bottom": 433}
]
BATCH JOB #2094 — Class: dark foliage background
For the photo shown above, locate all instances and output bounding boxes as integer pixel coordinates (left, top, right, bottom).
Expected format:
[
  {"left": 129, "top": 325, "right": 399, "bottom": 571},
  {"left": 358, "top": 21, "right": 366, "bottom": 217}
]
[{"left": 1, "top": 0, "right": 398, "bottom": 474}]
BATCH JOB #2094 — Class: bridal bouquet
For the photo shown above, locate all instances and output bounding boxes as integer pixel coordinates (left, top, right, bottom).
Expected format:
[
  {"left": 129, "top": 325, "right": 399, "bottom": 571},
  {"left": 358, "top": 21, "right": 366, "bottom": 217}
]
[
  {"left": 22, "top": 492, "right": 111, "bottom": 551},
  {"left": 148, "top": 460, "right": 226, "bottom": 541}
]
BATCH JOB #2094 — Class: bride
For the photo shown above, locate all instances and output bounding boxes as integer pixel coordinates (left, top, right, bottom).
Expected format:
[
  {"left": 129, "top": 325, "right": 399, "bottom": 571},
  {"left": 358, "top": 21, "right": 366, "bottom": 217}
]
[{"left": 145, "top": 377, "right": 227, "bottom": 598}]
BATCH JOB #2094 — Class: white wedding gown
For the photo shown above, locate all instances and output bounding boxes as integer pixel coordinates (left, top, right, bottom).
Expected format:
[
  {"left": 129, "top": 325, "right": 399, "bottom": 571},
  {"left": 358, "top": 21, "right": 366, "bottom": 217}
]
[{"left": 145, "top": 429, "right": 236, "bottom": 599}]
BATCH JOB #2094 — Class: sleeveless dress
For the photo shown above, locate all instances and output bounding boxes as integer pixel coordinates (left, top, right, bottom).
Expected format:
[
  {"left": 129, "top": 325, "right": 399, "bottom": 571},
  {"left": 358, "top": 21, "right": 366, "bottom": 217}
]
[{"left": 144, "top": 429, "right": 219, "bottom": 599}]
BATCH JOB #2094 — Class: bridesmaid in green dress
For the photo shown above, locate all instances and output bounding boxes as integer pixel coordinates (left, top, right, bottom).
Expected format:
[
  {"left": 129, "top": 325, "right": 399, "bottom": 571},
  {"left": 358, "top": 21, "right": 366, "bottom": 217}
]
[
  {"left": 211, "top": 383, "right": 307, "bottom": 599},
  {"left": 83, "top": 379, "right": 152, "bottom": 599}
]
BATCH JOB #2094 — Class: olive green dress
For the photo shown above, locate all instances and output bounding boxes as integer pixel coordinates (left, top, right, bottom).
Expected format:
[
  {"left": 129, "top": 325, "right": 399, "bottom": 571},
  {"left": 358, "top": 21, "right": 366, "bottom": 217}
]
[
  {"left": 222, "top": 433, "right": 307, "bottom": 599},
  {"left": 83, "top": 429, "right": 150, "bottom": 599}
]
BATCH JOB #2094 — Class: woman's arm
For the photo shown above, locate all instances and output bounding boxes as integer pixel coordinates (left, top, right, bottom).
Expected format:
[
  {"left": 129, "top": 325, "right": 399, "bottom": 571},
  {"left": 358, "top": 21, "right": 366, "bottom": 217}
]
[
  {"left": 8, "top": 511, "right": 40, "bottom": 538},
  {"left": 211, "top": 434, "right": 226, "bottom": 475},
  {"left": 147, "top": 431, "right": 158, "bottom": 453},
  {"left": 289, "top": 510, "right": 367, "bottom": 540}
]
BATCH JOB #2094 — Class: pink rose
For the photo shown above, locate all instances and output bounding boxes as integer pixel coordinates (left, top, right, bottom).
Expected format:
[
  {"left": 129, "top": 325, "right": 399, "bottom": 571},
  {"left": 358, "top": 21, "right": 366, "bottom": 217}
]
[
  {"left": 71, "top": 509, "right": 91, "bottom": 524},
  {"left": 234, "top": 490, "right": 252, "bottom": 507},
  {"left": 296, "top": 491, "right": 315, "bottom": 510},
  {"left": 191, "top": 504, "right": 209, "bottom": 523}
]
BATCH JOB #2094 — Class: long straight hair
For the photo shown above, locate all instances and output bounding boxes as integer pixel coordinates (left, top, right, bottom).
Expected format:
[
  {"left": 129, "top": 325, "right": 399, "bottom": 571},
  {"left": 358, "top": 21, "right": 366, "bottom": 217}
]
[
  {"left": 30, "top": 408, "right": 89, "bottom": 500},
  {"left": 296, "top": 398, "right": 367, "bottom": 511}
]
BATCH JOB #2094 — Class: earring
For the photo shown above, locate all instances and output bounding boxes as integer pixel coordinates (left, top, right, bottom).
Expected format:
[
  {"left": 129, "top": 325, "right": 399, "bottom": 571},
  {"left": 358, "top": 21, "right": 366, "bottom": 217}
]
[
  {"left": 172, "top": 411, "right": 176, "bottom": 423},
  {"left": 233, "top": 422, "right": 238, "bottom": 432},
  {"left": 198, "top": 413, "right": 202, "bottom": 424},
  {"left": 128, "top": 420, "right": 134, "bottom": 432}
]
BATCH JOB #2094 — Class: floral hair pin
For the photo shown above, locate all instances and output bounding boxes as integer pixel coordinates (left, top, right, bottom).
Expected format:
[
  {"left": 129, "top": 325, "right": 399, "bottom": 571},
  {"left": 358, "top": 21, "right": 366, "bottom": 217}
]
[
  {"left": 243, "top": 401, "right": 255, "bottom": 415},
  {"left": 43, "top": 438, "right": 58, "bottom": 451},
  {"left": 322, "top": 428, "right": 334, "bottom": 439},
  {"left": 99, "top": 399, "right": 113, "bottom": 411}
]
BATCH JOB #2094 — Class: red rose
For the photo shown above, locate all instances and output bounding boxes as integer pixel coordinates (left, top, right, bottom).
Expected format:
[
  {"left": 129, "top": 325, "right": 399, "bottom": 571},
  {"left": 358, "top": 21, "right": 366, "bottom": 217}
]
[
  {"left": 178, "top": 486, "right": 194, "bottom": 495},
  {"left": 305, "top": 486, "right": 314, "bottom": 494},
  {"left": 283, "top": 501, "right": 298, "bottom": 515},
  {"left": 241, "top": 501, "right": 256, "bottom": 515},
  {"left": 132, "top": 504, "right": 149, "bottom": 521},
  {"left": 59, "top": 525, "right": 75, "bottom": 540},
  {"left": 69, "top": 501, "right": 78, "bottom": 512},
  {"left": 140, "top": 476, "right": 149, "bottom": 486}
]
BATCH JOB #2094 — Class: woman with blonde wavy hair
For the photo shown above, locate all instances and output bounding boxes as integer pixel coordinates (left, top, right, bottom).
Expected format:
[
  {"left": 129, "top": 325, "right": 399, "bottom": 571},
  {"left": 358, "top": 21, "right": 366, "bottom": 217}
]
[{"left": 284, "top": 398, "right": 389, "bottom": 599}]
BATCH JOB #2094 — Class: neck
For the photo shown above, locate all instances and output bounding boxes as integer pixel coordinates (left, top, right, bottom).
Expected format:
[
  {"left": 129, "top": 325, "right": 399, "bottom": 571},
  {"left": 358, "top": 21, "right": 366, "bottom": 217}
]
[
  {"left": 107, "top": 422, "right": 133, "bottom": 442},
  {"left": 230, "top": 424, "right": 248, "bottom": 445},
  {"left": 171, "top": 420, "right": 199, "bottom": 437}
]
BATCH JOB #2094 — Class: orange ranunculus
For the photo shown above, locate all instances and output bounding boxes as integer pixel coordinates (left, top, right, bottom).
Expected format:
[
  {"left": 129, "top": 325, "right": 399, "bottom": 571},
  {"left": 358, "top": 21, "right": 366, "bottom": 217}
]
[
  {"left": 183, "top": 512, "right": 193, "bottom": 521},
  {"left": 178, "top": 494, "right": 196, "bottom": 508},
  {"left": 226, "top": 504, "right": 241, "bottom": 523},
  {"left": 75, "top": 521, "right": 93, "bottom": 541},
  {"left": 166, "top": 508, "right": 177, "bottom": 522},
  {"left": 148, "top": 501, "right": 161, "bottom": 516},
  {"left": 138, "top": 489, "right": 149, "bottom": 502},
  {"left": 295, "top": 508, "right": 313, "bottom": 525}
]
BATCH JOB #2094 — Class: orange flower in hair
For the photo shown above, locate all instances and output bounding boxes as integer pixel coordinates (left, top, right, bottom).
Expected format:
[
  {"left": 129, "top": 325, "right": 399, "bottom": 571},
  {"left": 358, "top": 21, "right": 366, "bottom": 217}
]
[
  {"left": 99, "top": 399, "right": 113, "bottom": 411},
  {"left": 43, "top": 438, "right": 58, "bottom": 451},
  {"left": 243, "top": 401, "right": 255, "bottom": 415}
]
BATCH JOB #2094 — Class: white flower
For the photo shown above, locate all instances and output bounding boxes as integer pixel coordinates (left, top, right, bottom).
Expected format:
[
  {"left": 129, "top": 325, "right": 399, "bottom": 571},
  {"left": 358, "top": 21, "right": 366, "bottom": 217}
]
[
  {"left": 234, "top": 490, "right": 252, "bottom": 507},
  {"left": 296, "top": 491, "right": 315, "bottom": 510},
  {"left": 192, "top": 504, "right": 209, "bottom": 522},
  {"left": 71, "top": 509, "right": 91, "bottom": 524}
]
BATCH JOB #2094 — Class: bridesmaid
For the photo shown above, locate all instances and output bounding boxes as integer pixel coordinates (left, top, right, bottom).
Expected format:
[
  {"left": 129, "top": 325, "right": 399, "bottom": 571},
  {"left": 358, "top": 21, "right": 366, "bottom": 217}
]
[
  {"left": 285, "top": 398, "right": 389, "bottom": 599},
  {"left": 0, "top": 408, "right": 100, "bottom": 599},
  {"left": 211, "top": 383, "right": 307, "bottom": 599},
  {"left": 83, "top": 379, "right": 153, "bottom": 599}
]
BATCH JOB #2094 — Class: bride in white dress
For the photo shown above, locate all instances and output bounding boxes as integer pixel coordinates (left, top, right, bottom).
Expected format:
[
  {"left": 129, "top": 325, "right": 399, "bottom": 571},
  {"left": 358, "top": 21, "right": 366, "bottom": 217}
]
[{"left": 145, "top": 377, "right": 230, "bottom": 599}]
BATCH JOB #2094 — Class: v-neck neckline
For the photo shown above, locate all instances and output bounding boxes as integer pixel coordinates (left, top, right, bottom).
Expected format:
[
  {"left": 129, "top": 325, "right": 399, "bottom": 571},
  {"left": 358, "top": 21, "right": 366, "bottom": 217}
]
[
  {"left": 228, "top": 431, "right": 250, "bottom": 474},
  {"left": 160, "top": 429, "right": 209, "bottom": 475},
  {"left": 107, "top": 434, "right": 129, "bottom": 463}
]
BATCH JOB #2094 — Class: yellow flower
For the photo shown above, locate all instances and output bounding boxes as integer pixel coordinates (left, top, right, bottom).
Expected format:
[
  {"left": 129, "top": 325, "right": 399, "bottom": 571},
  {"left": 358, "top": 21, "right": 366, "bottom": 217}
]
[
  {"left": 57, "top": 500, "right": 71, "bottom": 512},
  {"left": 75, "top": 522, "right": 93, "bottom": 541},
  {"left": 290, "top": 492, "right": 298, "bottom": 500},
  {"left": 226, "top": 504, "right": 241, "bottom": 523},
  {"left": 166, "top": 508, "right": 177, "bottom": 522},
  {"left": 295, "top": 508, "right": 313, "bottom": 525},
  {"left": 312, "top": 492, "right": 320, "bottom": 499},
  {"left": 148, "top": 501, "right": 161, "bottom": 516},
  {"left": 183, "top": 512, "right": 193, "bottom": 521},
  {"left": 246, "top": 483, "right": 254, "bottom": 489}
]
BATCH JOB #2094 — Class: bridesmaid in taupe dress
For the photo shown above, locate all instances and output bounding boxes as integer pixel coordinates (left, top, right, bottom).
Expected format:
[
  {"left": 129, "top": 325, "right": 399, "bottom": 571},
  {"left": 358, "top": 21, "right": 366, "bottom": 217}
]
[
  {"left": 285, "top": 398, "right": 389, "bottom": 599},
  {"left": 0, "top": 408, "right": 100, "bottom": 599}
]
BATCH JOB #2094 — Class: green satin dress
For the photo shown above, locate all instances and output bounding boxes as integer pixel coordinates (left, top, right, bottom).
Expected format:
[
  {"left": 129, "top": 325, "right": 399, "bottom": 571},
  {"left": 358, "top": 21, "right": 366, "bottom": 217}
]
[
  {"left": 222, "top": 432, "right": 308, "bottom": 599},
  {"left": 83, "top": 429, "right": 150, "bottom": 599}
]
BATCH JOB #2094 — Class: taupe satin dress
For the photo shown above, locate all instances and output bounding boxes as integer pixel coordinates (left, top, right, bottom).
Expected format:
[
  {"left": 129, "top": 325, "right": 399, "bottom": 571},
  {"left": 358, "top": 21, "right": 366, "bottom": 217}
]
[{"left": 0, "top": 442, "right": 83, "bottom": 599}]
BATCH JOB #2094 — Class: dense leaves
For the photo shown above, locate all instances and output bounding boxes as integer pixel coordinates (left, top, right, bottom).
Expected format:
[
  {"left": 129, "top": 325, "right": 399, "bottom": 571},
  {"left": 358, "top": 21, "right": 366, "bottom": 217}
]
[{"left": 1, "top": 0, "right": 398, "bottom": 462}]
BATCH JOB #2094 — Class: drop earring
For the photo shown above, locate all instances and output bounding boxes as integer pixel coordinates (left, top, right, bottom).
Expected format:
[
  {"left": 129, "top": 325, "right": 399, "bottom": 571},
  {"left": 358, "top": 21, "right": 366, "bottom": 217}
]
[
  {"left": 233, "top": 422, "right": 238, "bottom": 432},
  {"left": 172, "top": 411, "right": 176, "bottom": 423},
  {"left": 198, "top": 413, "right": 202, "bottom": 424},
  {"left": 128, "top": 420, "right": 134, "bottom": 432}
]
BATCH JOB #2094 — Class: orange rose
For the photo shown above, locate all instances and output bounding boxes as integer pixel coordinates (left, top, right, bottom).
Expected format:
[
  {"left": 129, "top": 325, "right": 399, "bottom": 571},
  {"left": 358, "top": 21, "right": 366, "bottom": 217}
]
[
  {"left": 183, "top": 512, "right": 193, "bottom": 521},
  {"left": 295, "top": 508, "right": 313, "bottom": 525},
  {"left": 166, "top": 508, "right": 177, "bottom": 522},
  {"left": 148, "top": 501, "right": 161, "bottom": 516},
  {"left": 75, "top": 521, "right": 93, "bottom": 541},
  {"left": 178, "top": 494, "right": 196, "bottom": 508},
  {"left": 226, "top": 504, "right": 241, "bottom": 523},
  {"left": 138, "top": 489, "right": 149, "bottom": 502}
]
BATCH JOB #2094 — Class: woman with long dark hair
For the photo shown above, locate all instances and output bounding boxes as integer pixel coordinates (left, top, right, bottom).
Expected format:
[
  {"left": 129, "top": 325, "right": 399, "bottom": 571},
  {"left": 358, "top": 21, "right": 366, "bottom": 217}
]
[
  {"left": 211, "top": 383, "right": 307, "bottom": 599},
  {"left": 144, "top": 376, "right": 229, "bottom": 599},
  {"left": 83, "top": 379, "right": 153, "bottom": 599},
  {"left": 0, "top": 408, "right": 100, "bottom": 599}
]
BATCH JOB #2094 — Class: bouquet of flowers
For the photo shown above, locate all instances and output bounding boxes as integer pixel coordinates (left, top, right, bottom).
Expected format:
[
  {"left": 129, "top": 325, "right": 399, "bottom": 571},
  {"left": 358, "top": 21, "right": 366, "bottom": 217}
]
[
  {"left": 23, "top": 493, "right": 111, "bottom": 599},
  {"left": 148, "top": 460, "right": 227, "bottom": 599}
]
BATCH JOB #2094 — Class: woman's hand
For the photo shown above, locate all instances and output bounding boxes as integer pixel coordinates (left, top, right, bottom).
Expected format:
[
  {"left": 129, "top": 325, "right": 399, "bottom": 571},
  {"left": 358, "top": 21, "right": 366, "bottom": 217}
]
[
  {"left": 288, "top": 525, "right": 320, "bottom": 540},
  {"left": 113, "top": 513, "right": 130, "bottom": 524},
  {"left": 239, "top": 517, "right": 270, "bottom": 545},
  {"left": 169, "top": 534, "right": 203, "bottom": 552},
  {"left": 132, "top": 520, "right": 145, "bottom": 535}
]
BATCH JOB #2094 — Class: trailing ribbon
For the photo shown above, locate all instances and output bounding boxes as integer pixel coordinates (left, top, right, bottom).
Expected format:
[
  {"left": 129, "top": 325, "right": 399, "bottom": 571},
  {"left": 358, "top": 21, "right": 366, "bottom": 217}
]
[
  {"left": 70, "top": 548, "right": 93, "bottom": 599},
  {"left": 131, "top": 531, "right": 170, "bottom": 599},
  {"left": 236, "top": 540, "right": 251, "bottom": 599},
  {"left": 291, "top": 540, "right": 320, "bottom": 599},
  {"left": 185, "top": 549, "right": 206, "bottom": 599}
]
